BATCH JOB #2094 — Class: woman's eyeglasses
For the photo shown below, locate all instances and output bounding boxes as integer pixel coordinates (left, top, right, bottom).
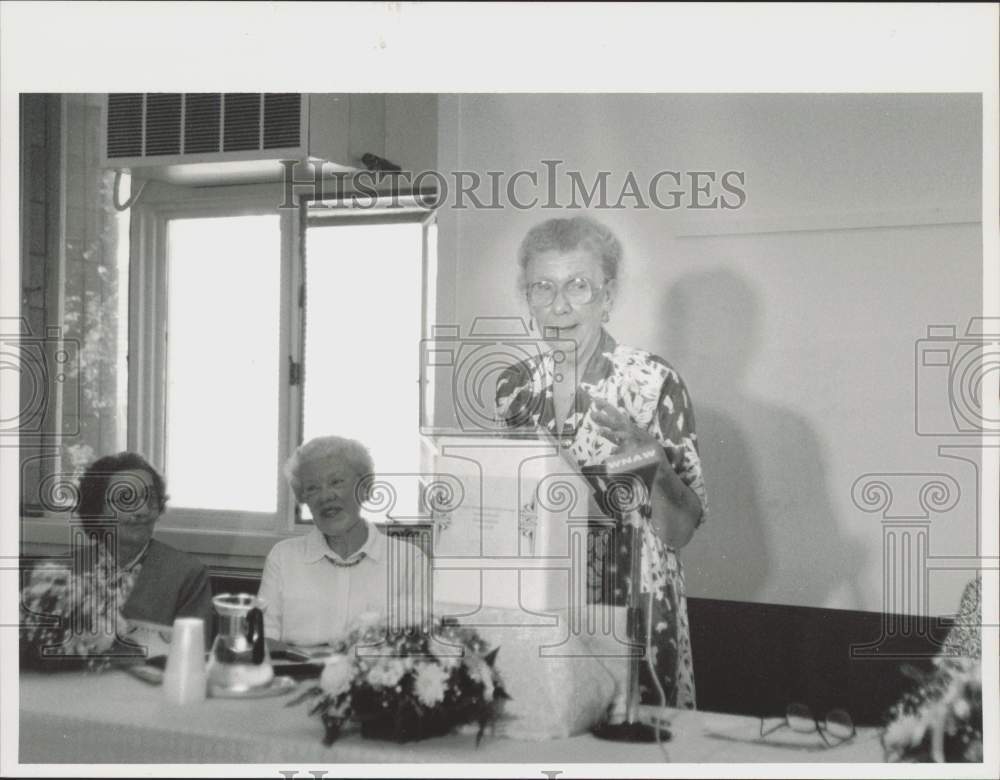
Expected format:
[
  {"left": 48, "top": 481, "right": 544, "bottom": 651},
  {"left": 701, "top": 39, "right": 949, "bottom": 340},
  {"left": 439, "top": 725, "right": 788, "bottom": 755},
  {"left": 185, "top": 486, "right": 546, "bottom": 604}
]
[
  {"left": 759, "top": 704, "right": 855, "bottom": 748},
  {"left": 526, "top": 277, "right": 605, "bottom": 307}
]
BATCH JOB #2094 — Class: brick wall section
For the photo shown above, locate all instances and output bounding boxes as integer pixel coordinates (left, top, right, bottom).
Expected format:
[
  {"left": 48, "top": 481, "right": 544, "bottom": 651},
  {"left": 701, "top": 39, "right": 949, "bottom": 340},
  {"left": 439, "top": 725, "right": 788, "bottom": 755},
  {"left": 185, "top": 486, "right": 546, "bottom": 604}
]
[
  {"left": 60, "top": 94, "right": 126, "bottom": 472},
  {"left": 19, "top": 94, "right": 60, "bottom": 506},
  {"left": 20, "top": 94, "right": 127, "bottom": 512}
]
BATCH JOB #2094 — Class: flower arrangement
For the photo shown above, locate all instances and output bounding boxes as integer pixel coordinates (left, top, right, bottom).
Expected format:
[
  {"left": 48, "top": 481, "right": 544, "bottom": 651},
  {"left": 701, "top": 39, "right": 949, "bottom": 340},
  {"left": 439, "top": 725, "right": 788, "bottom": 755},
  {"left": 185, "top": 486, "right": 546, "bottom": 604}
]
[
  {"left": 881, "top": 657, "right": 983, "bottom": 763},
  {"left": 19, "top": 550, "right": 128, "bottom": 670},
  {"left": 289, "top": 616, "right": 510, "bottom": 746}
]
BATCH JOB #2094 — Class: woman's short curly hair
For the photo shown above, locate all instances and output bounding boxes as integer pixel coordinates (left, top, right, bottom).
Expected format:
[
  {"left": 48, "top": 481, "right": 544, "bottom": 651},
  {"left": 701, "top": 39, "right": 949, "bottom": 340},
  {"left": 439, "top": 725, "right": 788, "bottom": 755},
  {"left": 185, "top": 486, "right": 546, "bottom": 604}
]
[
  {"left": 284, "top": 436, "right": 375, "bottom": 501},
  {"left": 517, "top": 216, "right": 623, "bottom": 292},
  {"left": 77, "top": 452, "right": 167, "bottom": 525}
]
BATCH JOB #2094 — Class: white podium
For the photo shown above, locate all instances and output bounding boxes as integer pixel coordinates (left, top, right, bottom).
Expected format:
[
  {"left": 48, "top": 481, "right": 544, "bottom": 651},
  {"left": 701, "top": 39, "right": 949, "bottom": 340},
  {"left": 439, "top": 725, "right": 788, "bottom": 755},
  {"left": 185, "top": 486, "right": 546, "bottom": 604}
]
[
  {"left": 422, "top": 435, "right": 632, "bottom": 735},
  {"left": 423, "top": 436, "right": 630, "bottom": 647},
  {"left": 423, "top": 435, "right": 598, "bottom": 611}
]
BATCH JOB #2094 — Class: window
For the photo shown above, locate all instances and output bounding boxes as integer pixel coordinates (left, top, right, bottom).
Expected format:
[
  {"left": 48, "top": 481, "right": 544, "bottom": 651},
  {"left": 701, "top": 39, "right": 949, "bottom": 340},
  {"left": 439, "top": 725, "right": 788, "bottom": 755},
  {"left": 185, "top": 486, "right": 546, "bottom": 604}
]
[
  {"left": 301, "top": 219, "right": 426, "bottom": 521},
  {"left": 17, "top": 95, "right": 436, "bottom": 559},
  {"left": 165, "top": 215, "right": 281, "bottom": 513},
  {"left": 130, "top": 191, "right": 435, "bottom": 544}
]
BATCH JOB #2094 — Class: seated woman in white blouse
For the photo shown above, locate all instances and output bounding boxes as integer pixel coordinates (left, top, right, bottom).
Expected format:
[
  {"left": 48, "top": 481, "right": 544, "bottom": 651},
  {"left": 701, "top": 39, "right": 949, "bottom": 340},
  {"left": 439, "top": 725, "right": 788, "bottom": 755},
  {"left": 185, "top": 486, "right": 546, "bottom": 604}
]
[{"left": 258, "top": 436, "right": 429, "bottom": 646}]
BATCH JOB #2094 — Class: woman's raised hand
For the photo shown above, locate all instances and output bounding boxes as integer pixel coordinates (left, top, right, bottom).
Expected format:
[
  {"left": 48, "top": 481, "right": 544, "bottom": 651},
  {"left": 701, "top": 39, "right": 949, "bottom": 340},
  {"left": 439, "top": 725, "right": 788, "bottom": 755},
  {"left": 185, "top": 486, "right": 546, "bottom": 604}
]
[{"left": 590, "top": 398, "right": 666, "bottom": 464}]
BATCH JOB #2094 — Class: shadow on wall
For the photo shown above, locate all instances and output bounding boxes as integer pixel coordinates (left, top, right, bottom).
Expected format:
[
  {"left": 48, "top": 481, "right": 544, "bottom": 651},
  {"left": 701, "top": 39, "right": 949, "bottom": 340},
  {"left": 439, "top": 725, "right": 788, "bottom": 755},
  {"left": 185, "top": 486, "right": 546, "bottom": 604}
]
[{"left": 661, "top": 267, "right": 867, "bottom": 610}]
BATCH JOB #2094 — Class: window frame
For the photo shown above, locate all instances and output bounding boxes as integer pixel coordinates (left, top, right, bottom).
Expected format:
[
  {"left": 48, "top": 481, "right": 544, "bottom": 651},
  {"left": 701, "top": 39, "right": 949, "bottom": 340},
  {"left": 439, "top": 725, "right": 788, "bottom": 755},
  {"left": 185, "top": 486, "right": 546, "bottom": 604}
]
[
  {"left": 111, "top": 185, "right": 296, "bottom": 562},
  {"left": 130, "top": 189, "right": 297, "bottom": 544},
  {"left": 295, "top": 192, "right": 437, "bottom": 526},
  {"left": 149, "top": 185, "right": 438, "bottom": 561}
]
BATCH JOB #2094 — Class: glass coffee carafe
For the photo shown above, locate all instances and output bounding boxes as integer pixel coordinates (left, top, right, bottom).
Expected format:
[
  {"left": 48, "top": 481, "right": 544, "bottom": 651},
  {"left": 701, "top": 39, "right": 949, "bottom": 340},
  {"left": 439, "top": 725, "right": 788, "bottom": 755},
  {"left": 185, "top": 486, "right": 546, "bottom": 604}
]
[{"left": 207, "top": 593, "right": 274, "bottom": 695}]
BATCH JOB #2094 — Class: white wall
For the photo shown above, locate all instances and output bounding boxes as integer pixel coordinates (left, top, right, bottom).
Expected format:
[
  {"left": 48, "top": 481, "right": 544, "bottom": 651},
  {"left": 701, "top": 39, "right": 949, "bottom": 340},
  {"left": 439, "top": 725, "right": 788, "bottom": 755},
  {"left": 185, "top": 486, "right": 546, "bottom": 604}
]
[{"left": 433, "top": 93, "right": 983, "bottom": 614}]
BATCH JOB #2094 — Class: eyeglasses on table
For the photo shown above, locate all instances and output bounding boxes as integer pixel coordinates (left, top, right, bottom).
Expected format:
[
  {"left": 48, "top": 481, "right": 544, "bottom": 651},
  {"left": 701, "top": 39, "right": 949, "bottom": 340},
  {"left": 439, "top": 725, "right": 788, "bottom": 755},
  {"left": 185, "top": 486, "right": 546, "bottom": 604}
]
[{"left": 759, "top": 703, "right": 856, "bottom": 748}]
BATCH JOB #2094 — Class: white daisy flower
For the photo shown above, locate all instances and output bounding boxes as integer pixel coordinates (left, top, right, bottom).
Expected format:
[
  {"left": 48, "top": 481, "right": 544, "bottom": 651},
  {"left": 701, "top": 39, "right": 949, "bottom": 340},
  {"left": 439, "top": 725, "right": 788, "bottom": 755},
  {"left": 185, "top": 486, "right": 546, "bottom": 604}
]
[
  {"left": 366, "top": 658, "right": 409, "bottom": 688},
  {"left": 465, "top": 656, "right": 495, "bottom": 702},
  {"left": 414, "top": 662, "right": 449, "bottom": 707},
  {"left": 319, "top": 654, "right": 354, "bottom": 697}
]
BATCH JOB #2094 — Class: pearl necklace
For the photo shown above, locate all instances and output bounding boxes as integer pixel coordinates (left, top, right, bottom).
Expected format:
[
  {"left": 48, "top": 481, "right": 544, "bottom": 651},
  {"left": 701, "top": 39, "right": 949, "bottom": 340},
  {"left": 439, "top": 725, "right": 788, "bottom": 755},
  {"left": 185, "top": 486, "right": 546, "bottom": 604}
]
[{"left": 327, "top": 553, "right": 366, "bottom": 568}]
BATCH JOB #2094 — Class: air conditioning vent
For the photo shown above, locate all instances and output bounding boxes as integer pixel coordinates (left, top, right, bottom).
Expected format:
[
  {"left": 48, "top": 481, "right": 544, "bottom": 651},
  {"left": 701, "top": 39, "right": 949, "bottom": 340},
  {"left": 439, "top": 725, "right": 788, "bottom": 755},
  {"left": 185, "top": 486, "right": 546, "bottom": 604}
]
[
  {"left": 100, "top": 92, "right": 397, "bottom": 186},
  {"left": 105, "top": 93, "right": 143, "bottom": 158},
  {"left": 103, "top": 92, "right": 304, "bottom": 162},
  {"left": 183, "top": 93, "right": 221, "bottom": 154},
  {"left": 222, "top": 93, "right": 261, "bottom": 152},
  {"left": 263, "top": 93, "right": 302, "bottom": 149},
  {"left": 145, "top": 93, "right": 182, "bottom": 156}
]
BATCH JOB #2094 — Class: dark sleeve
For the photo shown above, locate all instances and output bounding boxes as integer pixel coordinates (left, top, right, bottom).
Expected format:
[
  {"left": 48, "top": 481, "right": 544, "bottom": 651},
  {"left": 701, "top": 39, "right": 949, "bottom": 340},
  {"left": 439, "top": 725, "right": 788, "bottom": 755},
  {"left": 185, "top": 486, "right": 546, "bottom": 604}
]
[
  {"left": 495, "top": 360, "right": 535, "bottom": 429},
  {"left": 175, "top": 561, "right": 216, "bottom": 642}
]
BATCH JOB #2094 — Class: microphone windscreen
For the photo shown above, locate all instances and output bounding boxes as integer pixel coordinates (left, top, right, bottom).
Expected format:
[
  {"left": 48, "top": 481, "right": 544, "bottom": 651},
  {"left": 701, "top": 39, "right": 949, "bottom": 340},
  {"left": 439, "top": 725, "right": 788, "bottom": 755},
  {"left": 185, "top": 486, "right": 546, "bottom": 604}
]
[{"left": 604, "top": 444, "right": 661, "bottom": 475}]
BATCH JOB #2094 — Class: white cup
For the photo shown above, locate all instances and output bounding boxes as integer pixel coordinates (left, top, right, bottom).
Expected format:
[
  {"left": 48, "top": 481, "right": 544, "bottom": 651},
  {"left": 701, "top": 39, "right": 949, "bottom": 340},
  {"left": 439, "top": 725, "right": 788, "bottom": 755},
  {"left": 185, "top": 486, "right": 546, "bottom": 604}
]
[{"left": 163, "top": 617, "right": 207, "bottom": 705}]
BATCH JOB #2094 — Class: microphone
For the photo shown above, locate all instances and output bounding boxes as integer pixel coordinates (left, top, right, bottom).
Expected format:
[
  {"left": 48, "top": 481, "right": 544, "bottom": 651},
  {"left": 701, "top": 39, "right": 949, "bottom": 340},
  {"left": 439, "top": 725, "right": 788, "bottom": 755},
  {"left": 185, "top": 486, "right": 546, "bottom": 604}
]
[
  {"left": 604, "top": 444, "right": 660, "bottom": 513},
  {"left": 584, "top": 443, "right": 661, "bottom": 519},
  {"left": 590, "top": 442, "right": 673, "bottom": 743}
]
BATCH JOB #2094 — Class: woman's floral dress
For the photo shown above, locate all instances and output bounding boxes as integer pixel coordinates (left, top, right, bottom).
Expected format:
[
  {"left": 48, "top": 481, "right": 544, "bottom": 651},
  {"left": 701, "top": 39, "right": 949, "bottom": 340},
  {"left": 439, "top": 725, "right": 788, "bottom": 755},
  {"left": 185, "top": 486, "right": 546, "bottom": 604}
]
[{"left": 496, "top": 328, "right": 708, "bottom": 708}]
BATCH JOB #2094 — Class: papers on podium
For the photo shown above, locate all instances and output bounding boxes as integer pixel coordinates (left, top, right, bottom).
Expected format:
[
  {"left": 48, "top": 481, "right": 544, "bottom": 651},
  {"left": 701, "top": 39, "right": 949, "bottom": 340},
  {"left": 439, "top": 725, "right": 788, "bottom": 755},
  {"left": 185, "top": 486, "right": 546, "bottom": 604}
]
[{"left": 424, "top": 434, "right": 610, "bottom": 616}]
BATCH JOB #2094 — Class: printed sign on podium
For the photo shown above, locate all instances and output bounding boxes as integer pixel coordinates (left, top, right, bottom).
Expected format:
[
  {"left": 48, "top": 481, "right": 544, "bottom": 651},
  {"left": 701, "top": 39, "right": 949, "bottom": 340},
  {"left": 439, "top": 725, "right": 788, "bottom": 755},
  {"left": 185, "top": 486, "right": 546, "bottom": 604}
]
[{"left": 424, "top": 435, "right": 610, "bottom": 618}]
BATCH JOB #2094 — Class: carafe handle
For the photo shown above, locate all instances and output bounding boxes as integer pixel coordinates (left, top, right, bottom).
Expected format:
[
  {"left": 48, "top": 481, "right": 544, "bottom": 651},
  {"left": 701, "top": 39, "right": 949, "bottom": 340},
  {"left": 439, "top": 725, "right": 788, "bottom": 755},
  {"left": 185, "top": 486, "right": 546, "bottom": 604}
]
[{"left": 246, "top": 607, "right": 265, "bottom": 664}]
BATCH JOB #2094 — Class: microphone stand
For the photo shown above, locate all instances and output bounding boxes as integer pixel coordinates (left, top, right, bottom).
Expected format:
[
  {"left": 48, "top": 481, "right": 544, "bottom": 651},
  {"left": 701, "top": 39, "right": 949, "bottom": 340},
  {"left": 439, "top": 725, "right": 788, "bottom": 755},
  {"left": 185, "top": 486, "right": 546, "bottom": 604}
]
[{"left": 589, "top": 444, "right": 672, "bottom": 743}]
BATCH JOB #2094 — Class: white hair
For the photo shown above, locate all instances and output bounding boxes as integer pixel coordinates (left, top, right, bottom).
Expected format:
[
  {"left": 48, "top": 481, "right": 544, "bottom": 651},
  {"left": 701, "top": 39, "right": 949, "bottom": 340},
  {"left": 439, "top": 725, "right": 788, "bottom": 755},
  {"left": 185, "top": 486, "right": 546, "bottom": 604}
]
[{"left": 283, "top": 436, "right": 374, "bottom": 500}]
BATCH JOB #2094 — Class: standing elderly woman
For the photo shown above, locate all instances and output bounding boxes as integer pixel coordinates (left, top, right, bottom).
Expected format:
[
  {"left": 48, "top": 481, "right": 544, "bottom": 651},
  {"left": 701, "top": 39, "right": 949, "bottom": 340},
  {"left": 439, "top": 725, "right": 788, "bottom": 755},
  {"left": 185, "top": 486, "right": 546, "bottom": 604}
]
[
  {"left": 258, "top": 436, "right": 428, "bottom": 646},
  {"left": 496, "top": 216, "right": 709, "bottom": 709}
]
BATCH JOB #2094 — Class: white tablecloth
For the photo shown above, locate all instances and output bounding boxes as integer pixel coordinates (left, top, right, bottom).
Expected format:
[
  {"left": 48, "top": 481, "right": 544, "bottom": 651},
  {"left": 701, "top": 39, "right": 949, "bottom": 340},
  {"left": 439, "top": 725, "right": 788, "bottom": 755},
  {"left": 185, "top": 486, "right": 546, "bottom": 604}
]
[{"left": 18, "top": 671, "right": 885, "bottom": 765}]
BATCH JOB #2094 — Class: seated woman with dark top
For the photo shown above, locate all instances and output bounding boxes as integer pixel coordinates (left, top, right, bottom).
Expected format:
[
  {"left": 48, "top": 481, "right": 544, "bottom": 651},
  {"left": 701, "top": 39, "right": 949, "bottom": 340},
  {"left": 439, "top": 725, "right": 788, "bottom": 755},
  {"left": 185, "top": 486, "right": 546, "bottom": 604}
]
[
  {"left": 21, "top": 452, "right": 215, "bottom": 662},
  {"left": 76, "top": 452, "right": 215, "bottom": 632}
]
